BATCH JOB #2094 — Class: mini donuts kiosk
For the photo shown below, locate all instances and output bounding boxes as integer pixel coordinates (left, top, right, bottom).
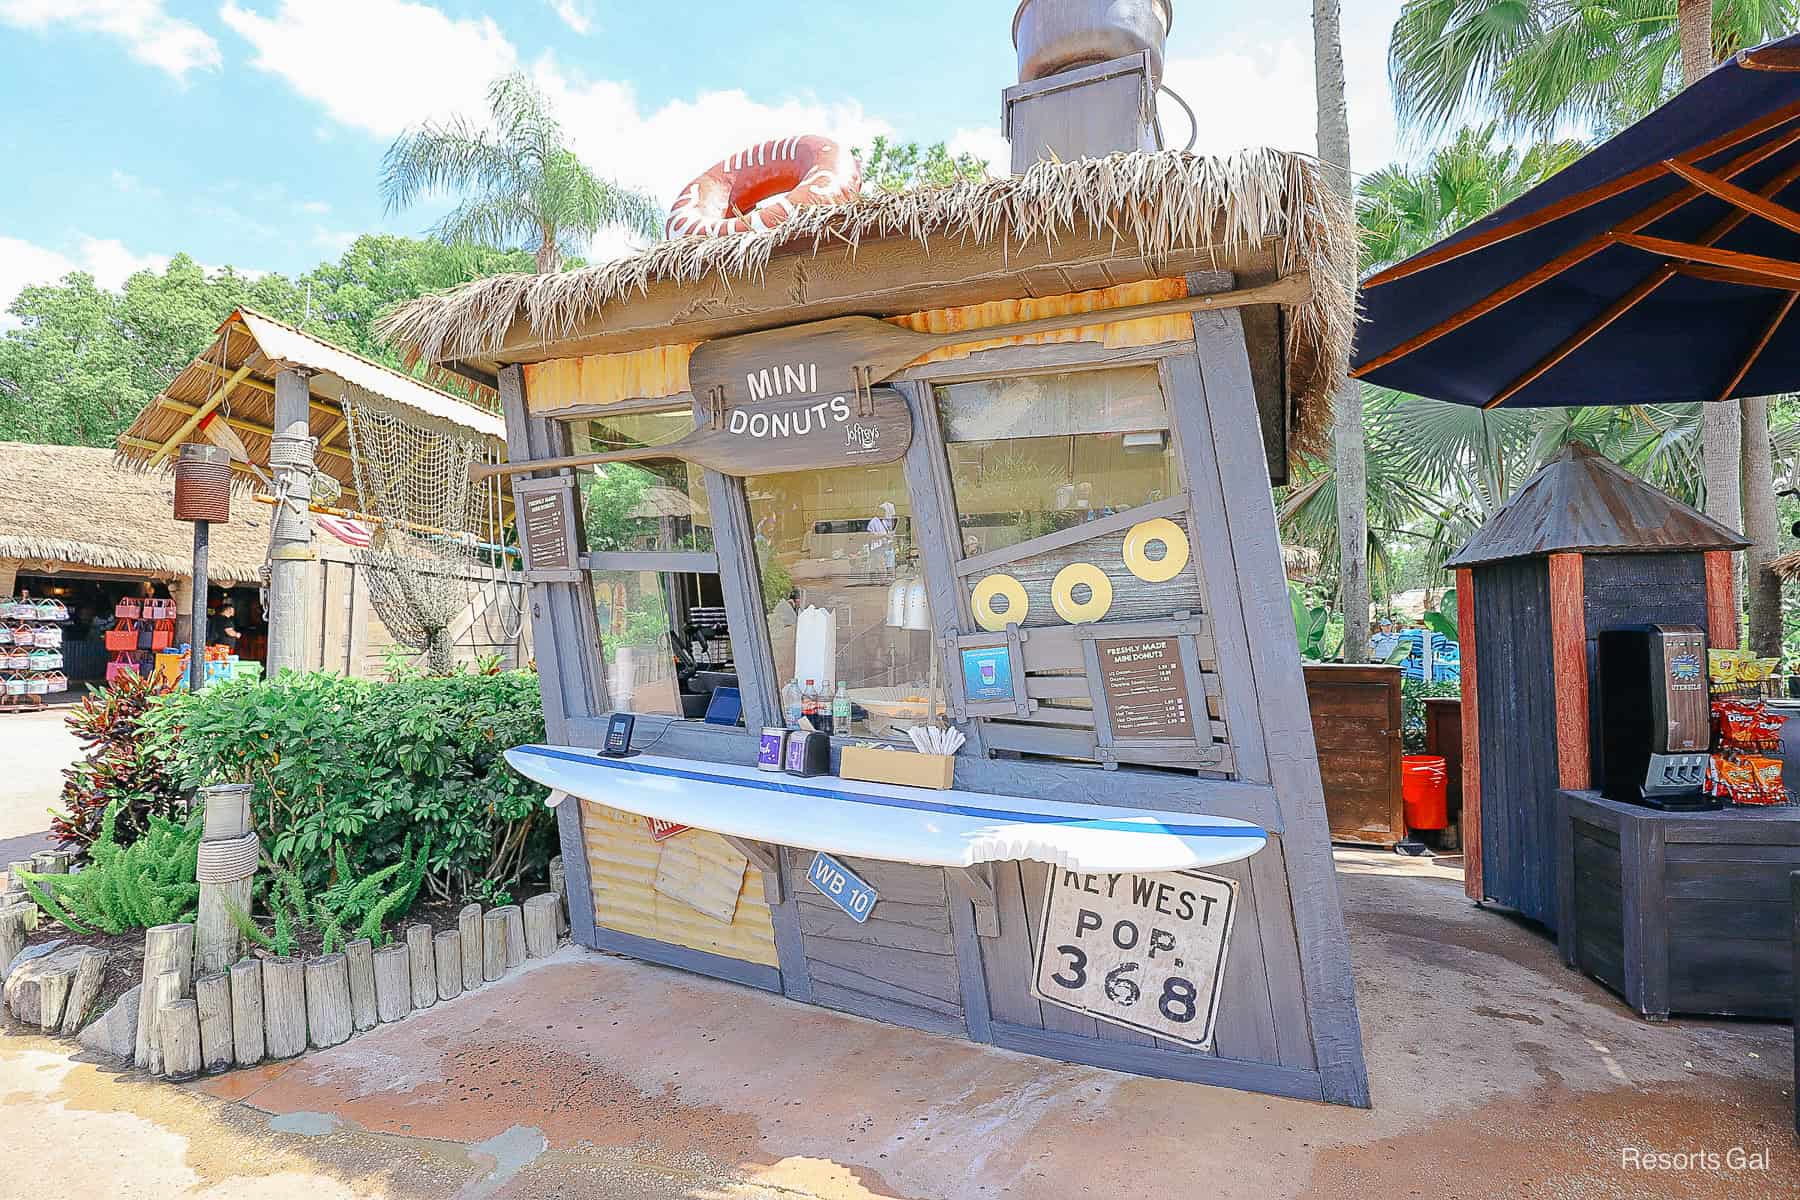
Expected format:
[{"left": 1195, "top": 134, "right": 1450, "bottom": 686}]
[{"left": 393, "top": 41, "right": 1370, "bottom": 1107}]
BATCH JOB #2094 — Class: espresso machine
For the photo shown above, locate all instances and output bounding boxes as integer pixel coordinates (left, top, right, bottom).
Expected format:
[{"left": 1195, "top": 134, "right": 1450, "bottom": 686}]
[{"left": 1596, "top": 624, "right": 1719, "bottom": 810}]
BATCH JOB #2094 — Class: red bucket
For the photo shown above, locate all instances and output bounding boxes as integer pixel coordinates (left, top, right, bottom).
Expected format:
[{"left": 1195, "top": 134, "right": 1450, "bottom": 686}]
[{"left": 1402, "top": 755, "right": 1449, "bottom": 831}]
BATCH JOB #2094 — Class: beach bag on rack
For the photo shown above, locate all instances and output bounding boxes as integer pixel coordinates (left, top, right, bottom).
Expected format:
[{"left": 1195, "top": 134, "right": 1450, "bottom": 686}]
[
  {"left": 115, "top": 599, "right": 142, "bottom": 620},
  {"left": 105, "top": 623, "right": 140, "bottom": 652}
]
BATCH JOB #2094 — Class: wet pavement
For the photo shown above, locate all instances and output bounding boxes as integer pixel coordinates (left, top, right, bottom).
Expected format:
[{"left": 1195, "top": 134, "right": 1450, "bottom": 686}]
[{"left": 2, "top": 852, "right": 1794, "bottom": 1198}]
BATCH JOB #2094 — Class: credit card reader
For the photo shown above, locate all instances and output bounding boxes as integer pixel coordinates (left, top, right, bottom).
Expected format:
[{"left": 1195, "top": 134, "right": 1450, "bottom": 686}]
[{"left": 603, "top": 711, "right": 637, "bottom": 757}]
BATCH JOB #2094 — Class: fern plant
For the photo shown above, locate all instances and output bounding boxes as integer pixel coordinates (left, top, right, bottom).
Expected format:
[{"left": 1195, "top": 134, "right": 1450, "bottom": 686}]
[
  {"left": 231, "top": 839, "right": 430, "bottom": 956},
  {"left": 23, "top": 800, "right": 200, "bottom": 935}
]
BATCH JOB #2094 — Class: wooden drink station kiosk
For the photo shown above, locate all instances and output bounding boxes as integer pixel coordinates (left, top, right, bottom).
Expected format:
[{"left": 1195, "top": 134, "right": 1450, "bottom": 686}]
[{"left": 384, "top": 10, "right": 1369, "bottom": 1108}]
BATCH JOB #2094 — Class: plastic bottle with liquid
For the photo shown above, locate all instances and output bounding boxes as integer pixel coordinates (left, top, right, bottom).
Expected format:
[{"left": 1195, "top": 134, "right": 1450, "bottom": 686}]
[
  {"left": 781, "top": 678, "right": 803, "bottom": 726},
  {"left": 801, "top": 679, "right": 820, "bottom": 731},
  {"left": 831, "top": 681, "right": 851, "bottom": 736}
]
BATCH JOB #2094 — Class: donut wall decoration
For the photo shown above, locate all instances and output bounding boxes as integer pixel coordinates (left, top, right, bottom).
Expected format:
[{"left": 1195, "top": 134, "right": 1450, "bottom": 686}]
[
  {"left": 969, "top": 516, "right": 1198, "bottom": 632},
  {"left": 666, "top": 135, "right": 860, "bottom": 239}
]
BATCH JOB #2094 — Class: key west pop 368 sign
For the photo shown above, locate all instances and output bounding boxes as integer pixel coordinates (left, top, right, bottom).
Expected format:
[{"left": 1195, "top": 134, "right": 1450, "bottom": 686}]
[{"left": 1031, "top": 868, "right": 1237, "bottom": 1047}]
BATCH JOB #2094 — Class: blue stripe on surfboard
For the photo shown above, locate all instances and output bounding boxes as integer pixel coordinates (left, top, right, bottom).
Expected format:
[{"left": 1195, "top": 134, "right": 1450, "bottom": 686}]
[{"left": 511, "top": 744, "right": 1266, "bottom": 840}]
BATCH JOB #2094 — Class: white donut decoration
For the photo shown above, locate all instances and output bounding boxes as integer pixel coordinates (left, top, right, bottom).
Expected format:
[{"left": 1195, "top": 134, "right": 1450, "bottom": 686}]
[
  {"left": 1051, "top": 562, "right": 1114, "bottom": 624},
  {"left": 1122, "top": 518, "right": 1190, "bottom": 584}
]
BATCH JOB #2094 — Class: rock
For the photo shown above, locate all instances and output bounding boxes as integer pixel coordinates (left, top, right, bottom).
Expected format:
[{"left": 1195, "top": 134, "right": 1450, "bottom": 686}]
[
  {"left": 4, "top": 945, "right": 84, "bottom": 1025},
  {"left": 77, "top": 983, "right": 141, "bottom": 1062},
  {"left": 3, "top": 937, "right": 65, "bottom": 983}
]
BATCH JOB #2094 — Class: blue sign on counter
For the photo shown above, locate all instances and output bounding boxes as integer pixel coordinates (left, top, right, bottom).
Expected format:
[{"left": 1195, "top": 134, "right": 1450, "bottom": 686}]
[
  {"left": 807, "top": 851, "right": 879, "bottom": 923},
  {"left": 962, "top": 645, "right": 1015, "bottom": 704}
]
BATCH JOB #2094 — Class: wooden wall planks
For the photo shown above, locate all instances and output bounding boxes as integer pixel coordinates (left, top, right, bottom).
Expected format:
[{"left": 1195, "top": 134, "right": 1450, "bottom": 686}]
[
  {"left": 1547, "top": 553, "right": 1590, "bottom": 791},
  {"left": 1456, "top": 567, "right": 1483, "bottom": 901}
]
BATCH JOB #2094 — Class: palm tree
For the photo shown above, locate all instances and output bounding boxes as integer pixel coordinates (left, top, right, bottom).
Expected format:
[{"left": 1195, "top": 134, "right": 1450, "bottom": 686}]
[
  {"left": 1387, "top": 0, "right": 1800, "bottom": 651},
  {"left": 381, "top": 73, "right": 663, "bottom": 274},
  {"left": 1313, "top": 0, "right": 1371, "bottom": 661}
]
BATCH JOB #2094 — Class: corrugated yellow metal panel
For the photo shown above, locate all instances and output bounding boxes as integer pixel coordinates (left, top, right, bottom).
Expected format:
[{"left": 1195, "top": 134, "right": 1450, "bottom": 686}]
[
  {"left": 887, "top": 278, "right": 1190, "bottom": 363},
  {"left": 522, "top": 279, "right": 1191, "bottom": 414},
  {"left": 581, "top": 800, "right": 779, "bottom": 968},
  {"left": 524, "top": 344, "right": 695, "bottom": 414}
]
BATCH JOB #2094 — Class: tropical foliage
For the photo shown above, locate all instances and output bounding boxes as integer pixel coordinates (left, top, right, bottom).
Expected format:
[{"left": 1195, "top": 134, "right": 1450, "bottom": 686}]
[
  {"left": 854, "top": 137, "right": 989, "bottom": 193},
  {"left": 52, "top": 671, "right": 186, "bottom": 855},
  {"left": 23, "top": 800, "right": 200, "bottom": 936},
  {"left": 234, "top": 842, "right": 429, "bottom": 957},
  {"left": 382, "top": 72, "right": 662, "bottom": 273},
  {"left": 141, "top": 670, "right": 551, "bottom": 904}
]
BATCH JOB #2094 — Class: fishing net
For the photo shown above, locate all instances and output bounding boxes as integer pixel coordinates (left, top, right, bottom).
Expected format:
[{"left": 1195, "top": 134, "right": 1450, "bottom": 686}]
[{"left": 340, "top": 383, "right": 522, "bottom": 674}]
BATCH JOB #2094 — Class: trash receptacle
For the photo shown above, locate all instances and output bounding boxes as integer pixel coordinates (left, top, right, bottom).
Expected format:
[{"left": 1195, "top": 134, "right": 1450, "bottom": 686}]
[{"left": 1402, "top": 755, "right": 1449, "bottom": 831}]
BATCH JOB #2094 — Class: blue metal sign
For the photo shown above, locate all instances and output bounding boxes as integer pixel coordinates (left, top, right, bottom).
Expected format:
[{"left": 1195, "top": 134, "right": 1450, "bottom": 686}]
[
  {"left": 962, "top": 645, "right": 1015, "bottom": 704},
  {"left": 807, "top": 852, "right": 879, "bottom": 923}
]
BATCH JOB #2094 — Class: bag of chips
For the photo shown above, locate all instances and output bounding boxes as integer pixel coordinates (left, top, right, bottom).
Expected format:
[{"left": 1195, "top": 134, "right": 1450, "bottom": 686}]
[
  {"left": 1740, "top": 755, "right": 1787, "bottom": 805},
  {"left": 1709, "top": 648, "right": 1746, "bottom": 689}
]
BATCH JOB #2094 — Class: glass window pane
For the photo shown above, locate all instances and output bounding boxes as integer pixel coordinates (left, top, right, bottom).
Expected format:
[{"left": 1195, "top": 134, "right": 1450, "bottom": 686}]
[
  {"left": 566, "top": 410, "right": 713, "bottom": 552},
  {"left": 591, "top": 569, "right": 683, "bottom": 716},
  {"left": 745, "top": 462, "right": 942, "bottom": 739},
  {"left": 936, "top": 366, "right": 1177, "bottom": 561}
]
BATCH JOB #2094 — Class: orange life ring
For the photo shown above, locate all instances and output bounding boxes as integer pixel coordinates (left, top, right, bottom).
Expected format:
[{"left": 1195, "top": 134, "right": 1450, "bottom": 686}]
[{"left": 665, "top": 134, "right": 861, "bottom": 239}]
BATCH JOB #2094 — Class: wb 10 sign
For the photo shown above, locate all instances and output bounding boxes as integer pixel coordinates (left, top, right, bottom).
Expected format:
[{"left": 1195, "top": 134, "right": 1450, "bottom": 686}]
[{"left": 1030, "top": 868, "right": 1236, "bottom": 1048}]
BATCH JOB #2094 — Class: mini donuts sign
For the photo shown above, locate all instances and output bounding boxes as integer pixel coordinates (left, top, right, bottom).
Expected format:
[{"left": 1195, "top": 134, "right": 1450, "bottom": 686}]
[{"left": 689, "top": 378, "right": 912, "bottom": 476}]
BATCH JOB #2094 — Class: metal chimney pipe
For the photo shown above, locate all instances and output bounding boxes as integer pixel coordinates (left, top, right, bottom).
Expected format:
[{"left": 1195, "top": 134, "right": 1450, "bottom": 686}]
[{"left": 1013, "top": 0, "right": 1173, "bottom": 86}]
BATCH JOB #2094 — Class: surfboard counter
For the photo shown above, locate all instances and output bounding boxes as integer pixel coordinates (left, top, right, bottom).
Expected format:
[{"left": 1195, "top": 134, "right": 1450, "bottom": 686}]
[{"left": 388, "top": 145, "right": 1372, "bottom": 1105}]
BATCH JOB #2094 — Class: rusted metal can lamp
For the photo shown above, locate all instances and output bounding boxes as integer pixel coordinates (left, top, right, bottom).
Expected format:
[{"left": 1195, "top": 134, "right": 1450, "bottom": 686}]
[{"left": 174, "top": 444, "right": 233, "bottom": 689}]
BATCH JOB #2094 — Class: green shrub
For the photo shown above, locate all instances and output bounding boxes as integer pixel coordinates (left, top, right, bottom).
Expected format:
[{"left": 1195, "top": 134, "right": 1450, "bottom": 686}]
[
  {"left": 24, "top": 800, "right": 200, "bottom": 935},
  {"left": 1401, "top": 678, "right": 1462, "bottom": 753},
  {"left": 51, "top": 672, "right": 186, "bottom": 855},
  {"left": 233, "top": 840, "right": 429, "bottom": 955},
  {"left": 142, "top": 670, "right": 549, "bottom": 903}
]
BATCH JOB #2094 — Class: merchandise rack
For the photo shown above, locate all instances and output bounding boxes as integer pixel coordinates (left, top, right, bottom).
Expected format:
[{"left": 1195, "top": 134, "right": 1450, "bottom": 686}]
[{"left": 0, "top": 598, "right": 70, "bottom": 712}]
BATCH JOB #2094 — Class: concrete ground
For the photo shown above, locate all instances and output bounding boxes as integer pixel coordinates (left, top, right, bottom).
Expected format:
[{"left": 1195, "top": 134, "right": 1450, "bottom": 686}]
[
  {"left": 2, "top": 849, "right": 1793, "bottom": 1199},
  {"left": 0, "top": 705, "right": 78, "bottom": 862}
]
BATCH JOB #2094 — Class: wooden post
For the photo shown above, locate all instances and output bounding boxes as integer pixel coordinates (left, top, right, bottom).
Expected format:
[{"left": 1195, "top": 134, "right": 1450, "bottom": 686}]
[
  {"left": 481, "top": 910, "right": 507, "bottom": 981},
  {"left": 266, "top": 367, "right": 316, "bottom": 675},
  {"left": 229, "top": 958, "right": 265, "bottom": 1066},
  {"left": 433, "top": 930, "right": 461, "bottom": 1002},
  {"left": 159, "top": 999, "right": 203, "bottom": 1081},
  {"left": 194, "top": 973, "right": 234, "bottom": 1072},
  {"left": 344, "top": 938, "right": 378, "bottom": 1031},
  {"left": 405, "top": 924, "right": 437, "bottom": 1010},
  {"left": 188, "top": 519, "right": 211, "bottom": 692},
  {"left": 195, "top": 783, "right": 256, "bottom": 976},
  {"left": 30, "top": 850, "right": 67, "bottom": 875},
  {"left": 60, "top": 948, "right": 108, "bottom": 1035},
  {"left": 1456, "top": 567, "right": 1484, "bottom": 903},
  {"left": 457, "top": 904, "right": 483, "bottom": 990},
  {"left": 37, "top": 966, "right": 72, "bottom": 1032},
  {"left": 373, "top": 943, "right": 410, "bottom": 1022},
  {"left": 136, "top": 924, "right": 194, "bottom": 1071},
  {"left": 1546, "top": 554, "right": 1591, "bottom": 791},
  {"left": 498, "top": 904, "right": 526, "bottom": 969},
  {"left": 0, "top": 906, "right": 25, "bottom": 978},
  {"left": 304, "top": 953, "right": 353, "bottom": 1049},
  {"left": 261, "top": 956, "right": 307, "bottom": 1059},
  {"left": 523, "top": 894, "right": 558, "bottom": 958},
  {"left": 548, "top": 856, "right": 568, "bottom": 934},
  {"left": 147, "top": 970, "right": 184, "bottom": 1075}
]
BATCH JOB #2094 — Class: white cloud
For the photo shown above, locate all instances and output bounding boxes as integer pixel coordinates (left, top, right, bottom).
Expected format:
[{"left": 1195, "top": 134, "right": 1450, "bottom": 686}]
[
  {"left": 311, "top": 227, "right": 358, "bottom": 254},
  {"left": 948, "top": 127, "right": 1009, "bottom": 178},
  {"left": 299, "top": 199, "right": 332, "bottom": 215},
  {"left": 0, "top": 234, "right": 169, "bottom": 317},
  {"left": 546, "top": 0, "right": 592, "bottom": 35},
  {"left": 218, "top": 0, "right": 517, "bottom": 137},
  {"left": 0, "top": 0, "right": 220, "bottom": 80}
]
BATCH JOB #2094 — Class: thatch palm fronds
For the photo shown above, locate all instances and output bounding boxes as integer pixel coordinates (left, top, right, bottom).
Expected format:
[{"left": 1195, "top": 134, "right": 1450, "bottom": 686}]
[
  {"left": 1387, "top": 0, "right": 1800, "bottom": 140},
  {"left": 378, "top": 148, "right": 1358, "bottom": 454},
  {"left": 381, "top": 73, "right": 662, "bottom": 274}
]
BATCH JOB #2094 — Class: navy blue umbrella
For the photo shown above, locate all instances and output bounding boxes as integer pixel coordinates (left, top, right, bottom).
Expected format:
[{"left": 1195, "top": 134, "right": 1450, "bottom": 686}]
[{"left": 1352, "top": 34, "right": 1800, "bottom": 409}]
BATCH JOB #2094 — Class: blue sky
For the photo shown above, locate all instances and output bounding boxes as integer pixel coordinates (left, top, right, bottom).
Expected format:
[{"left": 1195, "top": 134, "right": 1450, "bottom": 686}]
[{"left": 0, "top": 1, "right": 1404, "bottom": 308}]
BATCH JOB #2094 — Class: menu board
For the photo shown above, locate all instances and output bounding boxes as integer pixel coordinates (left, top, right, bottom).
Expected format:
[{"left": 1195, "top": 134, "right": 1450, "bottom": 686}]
[
  {"left": 1096, "top": 637, "right": 1194, "bottom": 740},
  {"left": 517, "top": 479, "right": 579, "bottom": 578}
]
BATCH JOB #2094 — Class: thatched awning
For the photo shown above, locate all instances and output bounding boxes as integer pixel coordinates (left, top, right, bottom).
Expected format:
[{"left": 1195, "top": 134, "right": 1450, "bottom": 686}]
[
  {"left": 113, "top": 307, "right": 506, "bottom": 497},
  {"left": 0, "top": 443, "right": 272, "bottom": 582},
  {"left": 379, "top": 149, "right": 1357, "bottom": 455}
]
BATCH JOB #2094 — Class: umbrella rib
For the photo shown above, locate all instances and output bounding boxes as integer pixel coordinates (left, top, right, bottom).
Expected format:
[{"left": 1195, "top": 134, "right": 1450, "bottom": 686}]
[
  {"left": 1482, "top": 159, "right": 1800, "bottom": 410},
  {"left": 1671, "top": 262, "right": 1800, "bottom": 289},
  {"left": 1713, "top": 291, "right": 1799, "bottom": 403},
  {"left": 1363, "top": 100, "right": 1800, "bottom": 289},
  {"left": 1660, "top": 159, "right": 1800, "bottom": 236},
  {"left": 1354, "top": 125, "right": 1800, "bottom": 380},
  {"left": 1611, "top": 233, "right": 1800, "bottom": 284}
]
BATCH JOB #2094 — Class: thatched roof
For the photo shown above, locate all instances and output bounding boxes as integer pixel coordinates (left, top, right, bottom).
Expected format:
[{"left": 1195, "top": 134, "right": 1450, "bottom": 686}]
[
  {"left": 379, "top": 149, "right": 1357, "bottom": 453},
  {"left": 0, "top": 443, "right": 271, "bottom": 582},
  {"left": 114, "top": 308, "right": 506, "bottom": 496},
  {"left": 1445, "top": 443, "right": 1746, "bottom": 569}
]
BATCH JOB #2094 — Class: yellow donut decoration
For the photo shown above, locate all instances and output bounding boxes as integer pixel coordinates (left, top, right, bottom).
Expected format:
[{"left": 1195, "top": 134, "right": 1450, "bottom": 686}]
[
  {"left": 1051, "top": 562, "right": 1114, "bottom": 624},
  {"left": 971, "top": 573, "right": 1029, "bottom": 632},
  {"left": 1123, "top": 517, "right": 1190, "bottom": 583}
]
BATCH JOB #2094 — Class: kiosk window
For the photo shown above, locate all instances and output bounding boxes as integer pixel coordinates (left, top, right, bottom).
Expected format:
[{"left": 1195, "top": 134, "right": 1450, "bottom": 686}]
[
  {"left": 592, "top": 568, "right": 730, "bottom": 720},
  {"left": 744, "top": 462, "right": 943, "bottom": 739},
  {"left": 568, "top": 410, "right": 713, "bottom": 553},
  {"left": 936, "top": 366, "right": 1177, "bottom": 561}
]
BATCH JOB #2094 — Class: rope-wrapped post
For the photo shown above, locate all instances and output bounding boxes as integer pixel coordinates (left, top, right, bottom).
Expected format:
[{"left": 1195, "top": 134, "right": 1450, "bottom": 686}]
[{"left": 195, "top": 784, "right": 258, "bottom": 977}]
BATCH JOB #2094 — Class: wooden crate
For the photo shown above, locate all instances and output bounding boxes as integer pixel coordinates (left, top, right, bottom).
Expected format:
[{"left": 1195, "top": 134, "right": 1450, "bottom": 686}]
[{"left": 1304, "top": 664, "right": 1404, "bottom": 847}]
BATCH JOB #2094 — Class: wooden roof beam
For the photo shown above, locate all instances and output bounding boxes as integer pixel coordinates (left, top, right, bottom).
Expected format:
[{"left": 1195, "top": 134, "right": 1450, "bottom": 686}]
[
  {"left": 1660, "top": 158, "right": 1800, "bottom": 235},
  {"left": 1482, "top": 159, "right": 1800, "bottom": 408},
  {"left": 1714, "top": 291, "right": 1798, "bottom": 402},
  {"left": 151, "top": 397, "right": 355, "bottom": 466},
  {"left": 1363, "top": 100, "right": 1800, "bottom": 288},
  {"left": 1611, "top": 233, "right": 1800, "bottom": 284},
  {"left": 1672, "top": 261, "right": 1800, "bottom": 289},
  {"left": 148, "top": 360, "right": 256, "bottom": 466},
  {"left": 1352, "top": 123, "right": 1800, "bottom": 379}
]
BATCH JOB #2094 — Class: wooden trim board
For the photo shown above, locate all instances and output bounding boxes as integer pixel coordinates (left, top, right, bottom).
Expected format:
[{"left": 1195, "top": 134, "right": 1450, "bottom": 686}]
[
  {"left": 1547, "top": 553, "right": 1591, "bottom": 790},
  {"left": 1456, "top": 567, "right": 1484, "bottom": 902},
  {"left": 1705, "top": 550, "right": 1738, "bottom": 649}
]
